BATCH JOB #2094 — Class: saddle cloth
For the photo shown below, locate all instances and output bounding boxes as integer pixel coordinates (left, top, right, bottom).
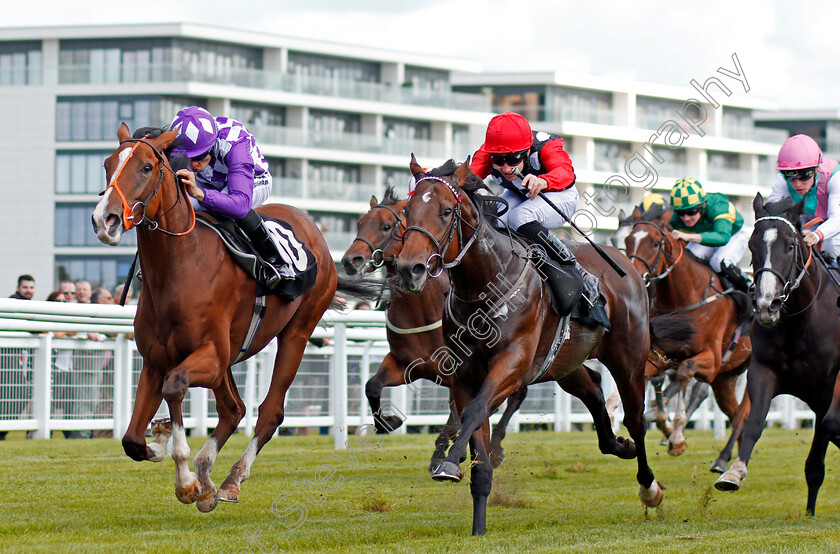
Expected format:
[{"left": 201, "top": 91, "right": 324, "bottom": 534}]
[{"left": 197, "top": 214, "right": 318, "bottom": 300}]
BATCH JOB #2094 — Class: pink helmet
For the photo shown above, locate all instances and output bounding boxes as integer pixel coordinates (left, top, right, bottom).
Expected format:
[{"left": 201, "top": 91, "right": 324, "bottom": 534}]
[
  {"left": 777, "top": 134, "right": 823, "bottom": 170},
  {"left": 170, "top": 106, "right": 219, "bottom": 157}
]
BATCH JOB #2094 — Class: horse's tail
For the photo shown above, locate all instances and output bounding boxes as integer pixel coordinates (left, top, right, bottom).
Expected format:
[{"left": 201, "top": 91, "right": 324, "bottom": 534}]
[
  {"left": 333, "top": 275, "right": 386, "bottom": 309},
  {"left": 649, "top": 313, "right": 697, "bottom": 350}
]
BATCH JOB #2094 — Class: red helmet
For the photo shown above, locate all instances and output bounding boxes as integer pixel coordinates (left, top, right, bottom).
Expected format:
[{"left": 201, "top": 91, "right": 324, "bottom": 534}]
[
  {"left": 777, "top": 134, "right": 822, "bottom": 170},
  {"left": 480, "top": 112, "right": 533, "bottom": 153}
]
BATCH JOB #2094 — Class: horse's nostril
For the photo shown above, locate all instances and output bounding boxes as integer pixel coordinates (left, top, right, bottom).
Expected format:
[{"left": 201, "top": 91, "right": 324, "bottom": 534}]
[
  {"left": 770, "top": 299, "right": 782, "bottom": 312},
  {"left": 411, "top": 263, "right": 426, "bottom": 278}
]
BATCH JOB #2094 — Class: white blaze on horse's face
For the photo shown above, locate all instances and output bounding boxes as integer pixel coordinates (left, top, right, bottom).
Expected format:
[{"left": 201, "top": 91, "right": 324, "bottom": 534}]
[
  {"left": 92, "top": 147, "right": 132, "bottom": 246},
  {"left": 756, "top": 227, "right": 779, "bottom": 317},
  {"left": 627, "top": 230, "right": 648, "bottom": 256}
]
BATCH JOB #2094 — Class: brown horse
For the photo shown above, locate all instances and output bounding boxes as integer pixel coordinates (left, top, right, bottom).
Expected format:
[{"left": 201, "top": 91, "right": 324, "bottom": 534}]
[
  {"left": 91, "top": 124, "right": 370, "bottom": 512},
  {"left": 395, "top": 158, "right": 662, "bottom": 535},
  {"left": 715, "top": 195, "right": 840, "bottom": 515},
  {"left": 624, "top": 211, "right": 751, "bottom": 470},
  {"left": 341, "top": 187, "right": 526, "bottom": 470}
]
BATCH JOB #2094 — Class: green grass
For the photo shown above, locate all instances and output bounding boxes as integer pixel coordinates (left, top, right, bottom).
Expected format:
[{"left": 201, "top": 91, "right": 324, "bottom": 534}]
[{"left": 1, "top": 427, "right": 839, "bottom": 553}]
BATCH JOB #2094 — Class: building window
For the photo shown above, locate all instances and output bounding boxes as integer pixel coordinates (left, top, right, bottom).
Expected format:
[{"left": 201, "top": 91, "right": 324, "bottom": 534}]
[
  {"left": 0, "top": 41, "right": 41, "bottom": 86},
  {"left": 230, "top": 102, "right": 286, "bottom": 127},
  {"left": 550, "top": 86, "right": 613, "bottom": 125},
  {"left": 636, "top": 97, "right": 685, "bottom": 130},
  {"left": 404, "top": 66, "right": 449, "bottom": 92},
  {"left": 55, "top": 151, "right": 110, "bottom": 194},
  {"left": 56, "top": 96, "right": 193, "bottom": 141},
  {"left": 383, "top": 118, "right": 430, "bottom": 141},
  {"left": 721, "top": 108, "right": 754, "bottom": 140},
  {"left": 55, "top": 204, "right": 137, "bottom": 247},
  {"left": 55, "top": 255, "right": 136, "bottom": 291},
  {"left": 288, "top": 52, "right": 379, "bottom": 83},
  {"left": 707, "top": 150, "right": 743, "bottom": 183},
  {"left": 594, "top": 140, "right": 632, "bottom": 173}
]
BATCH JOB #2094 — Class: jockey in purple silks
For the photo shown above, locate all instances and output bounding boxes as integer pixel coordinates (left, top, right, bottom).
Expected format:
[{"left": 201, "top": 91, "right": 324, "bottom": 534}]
[{"left": 170, "top": 106, "right": 292, "bottom": 286}]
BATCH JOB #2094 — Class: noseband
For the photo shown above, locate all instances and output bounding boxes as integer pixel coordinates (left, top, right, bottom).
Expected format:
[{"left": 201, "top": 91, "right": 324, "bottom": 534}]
[
  {"left": 105, "top": 138, "right": 195, "bottom": 236},
  {"left": 350, "top": 203, "right": 404, "bottom": 270},
  {"left": 626, "top": 221, "right": 684, "bottom": 287},
  {"left": 752, "top": 215, "right": 813, "bottom": 303},
  {"left": 401, "top": 175, "right": 480, "bottom": 278}
]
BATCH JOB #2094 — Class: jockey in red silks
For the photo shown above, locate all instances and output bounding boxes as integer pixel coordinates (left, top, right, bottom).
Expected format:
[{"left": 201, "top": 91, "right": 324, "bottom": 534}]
[
  {"left": 768, "top": 134, "right": 840, "bottom": 261},
  {"left": 470, "top": 112, "right": 607, "bottom": 327},
  {"left": 170, "top": 106, "right": 291, "bottom": 286}
]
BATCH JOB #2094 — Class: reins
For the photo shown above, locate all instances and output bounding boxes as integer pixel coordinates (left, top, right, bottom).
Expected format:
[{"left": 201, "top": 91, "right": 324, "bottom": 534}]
[
  {"left": 627, "top": 220, "right": 684, "bottom": 287},
  {"left": 105, "top": 138, "right": 196, "bottom": 237}
]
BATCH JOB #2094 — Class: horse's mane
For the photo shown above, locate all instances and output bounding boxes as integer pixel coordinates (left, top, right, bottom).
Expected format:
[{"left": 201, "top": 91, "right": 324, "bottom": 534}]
[
  {"left": 762, "top": 196, "right": 795, "bottom": 215},
  {"left": 427, "top": 160, "right": 499, "bottom": 217},
  {"left": 132, "top": 126, "right": 189, "bottom": 171},
  {"left": 642, "top": 202, "right": 670, "bottom": 221},
  {"left": 381, "top": 185, "right": 402, "bottom": 206}
]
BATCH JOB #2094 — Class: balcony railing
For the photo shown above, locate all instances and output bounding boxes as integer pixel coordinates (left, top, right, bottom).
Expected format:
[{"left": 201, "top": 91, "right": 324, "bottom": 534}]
[
  {"left": 496, "top": 104, "right": 617, "bottom": 126},
  {"left": 58, "top": 63, "right": 490, "bottom": 112},
  {"left": 707, "top": 166, "right": 754, "bottom": 184}
]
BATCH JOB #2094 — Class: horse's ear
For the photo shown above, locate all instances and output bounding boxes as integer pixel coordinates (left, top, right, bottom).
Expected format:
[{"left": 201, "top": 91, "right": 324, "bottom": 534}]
[
  {"left": 791, "top": 196, "right": 807, "bottom": 219},
  {"left": 453, "top": 157, "right": 472, "bottom": 187},
  {"left": 753, "top": 192, "right": 766, "bottom": 217},
  {"left": 630, "top": 206, "right": 642, "bottom": 221},
  {"left": 617, "top": 208, "right": 627, "bottom": 221},
  {"left": 117, "top": 123, "right": 131, "bottom": 143},
  {"left": 409, "top": 154, "right": 425, "bottom": 178},
  {"left": 656, "top": 208, "right": 673, "bottom": 226},
  {"left": 369, "top": 195, "right": 378, "bottom": 207},
  {"left": 151, "top": 129, "right": 180, "bottom": 151}
]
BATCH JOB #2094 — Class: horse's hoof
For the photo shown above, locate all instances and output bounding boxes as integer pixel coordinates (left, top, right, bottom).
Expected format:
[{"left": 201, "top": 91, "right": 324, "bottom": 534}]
[
  {"left": 216, "top": 486, "right": 241, "bottom": 503},
  {"left": 175, "top": 480, "right": 201, "bottom": 505},
  {"left": 616, "top": 436, "right": 637, "bottom": 460},
  {"left": 374, "top": 415, "right": 404, "bottom": 434},
  {"left": 667, "top": 440, "right": 686, "bottom": 456},
  {"left": 428, "top": 457, "right": 444, "bottom": 474},
  {"left": 196, "top": 489, "right": 218, "bottom": 512},
  {"left": 489, "top": 450, "right": 505, "bottom": 469},
  {"left": 709, "top": 459, "right": 728, "bottom": 474},
  {"left": 432, "top": 461, "right": 462, "bottom": 482},
  {"left": 714, "top": 474, "right": 741, "bottom": 492},
  {"left": 640, "top": 480, "right": 664, "bottom": 508}
]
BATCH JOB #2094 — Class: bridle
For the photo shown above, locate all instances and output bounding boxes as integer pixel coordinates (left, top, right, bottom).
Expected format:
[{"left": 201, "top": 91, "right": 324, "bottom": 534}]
[
  {"left": 349, "top": 203, "right": 404, "bottom": 271},
  {"left": 752, "top": 215, "right": 813, "bottom": 304},
  {"left": 401, "top": 175, "right": 481, "bottom": 278},
  {"left": 104, "top": 138, "right": 196, "bottom": 236},
  {"left": 626, "top": 220, "right": 684, "bottom": 287}
]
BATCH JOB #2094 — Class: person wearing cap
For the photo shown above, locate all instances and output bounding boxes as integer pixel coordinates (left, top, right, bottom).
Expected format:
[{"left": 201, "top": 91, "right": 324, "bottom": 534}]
[
  {"left": 470, "top": 112, "right": 608, "bottom": 328},
  {"left": 669, "top": 178, "right": 751, "bottom": 292},
  {"left": 169, "top": 106, "right": 291, "bottom": 287},
  {"left": 768, "top": 134, "right": 840, "bottom": 260}
]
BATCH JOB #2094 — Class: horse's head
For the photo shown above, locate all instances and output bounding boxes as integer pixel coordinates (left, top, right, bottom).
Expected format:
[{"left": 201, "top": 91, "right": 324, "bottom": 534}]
[
  {"left": 395, "top": 155, "right": 476, "bottom": 292},
  {"left": 92, "top": 123, "right": 179, "bottom": 245},
  {"left": 749, "top": 192, "right": 809, "bottom": 324},
  {"left": 624, "top": 208, "right": 677, "bottom": 286},
  {"left": 342, "top": 189, "right": 407, "bottom": 275},
  {"left": 609, "top": 208, "right": 637, "bottom": 251}
]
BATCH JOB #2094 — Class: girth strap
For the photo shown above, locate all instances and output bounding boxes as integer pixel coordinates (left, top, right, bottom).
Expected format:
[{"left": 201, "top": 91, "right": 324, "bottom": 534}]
[{"left": 233, "top": 295, "right": 267, "bottom": 364}]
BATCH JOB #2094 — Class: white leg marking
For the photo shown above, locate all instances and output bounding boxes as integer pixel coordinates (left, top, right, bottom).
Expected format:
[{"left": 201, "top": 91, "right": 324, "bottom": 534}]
[
  {"left": 194, "top": 437, "right": 219, "bottom": 471},
  {"left": 171, "top": 423, "right": 197, "bottom": 490},
  {"left": 236, "top": 437, "right": 260, "bottom": 484}
]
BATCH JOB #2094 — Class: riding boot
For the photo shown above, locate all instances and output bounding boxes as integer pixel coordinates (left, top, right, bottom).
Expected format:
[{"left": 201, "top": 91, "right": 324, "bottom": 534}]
[
  {"left": 718, "top": 263, "right": 752, "bottom": 295},
  {"left": 718, "top": 263, "right": 754, "bottom": 324},
  {"left": 518, "top": 221, "right": 610, "bottom": 329},
  {"left": 238, "top": 210, "right": 294, "bottom": 288}
]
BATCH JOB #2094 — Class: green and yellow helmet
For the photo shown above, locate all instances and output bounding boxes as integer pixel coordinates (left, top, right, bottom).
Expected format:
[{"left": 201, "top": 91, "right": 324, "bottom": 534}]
[
  {"left": 640, "top": 193, "right": 667, "bottom": 212},
  {"left": 670, "top": 178, "right": 706, "bottom": 211}
]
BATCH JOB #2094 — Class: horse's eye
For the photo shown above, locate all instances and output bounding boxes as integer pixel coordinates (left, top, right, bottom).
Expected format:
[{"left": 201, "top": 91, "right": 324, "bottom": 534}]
[
  {"left": 382, "top": 224, "right": 391, "bottom": 231},
  {"left": 653, "top": 241, "right": 660, "bottom": 248},
  {"left": 143, "top": 163, "right": 153, "bottom": 173},
  {"left": 787, "top": 243, "right": 794, "bottom": 251},
  {"left": 442, "top": 207, "right": 452, "bottom": 217}
]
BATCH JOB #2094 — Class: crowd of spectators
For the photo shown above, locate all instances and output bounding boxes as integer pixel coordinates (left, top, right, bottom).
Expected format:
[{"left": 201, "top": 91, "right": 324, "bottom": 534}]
[{"left": 0, "top": 274, "right": 134, "bottom": 440}]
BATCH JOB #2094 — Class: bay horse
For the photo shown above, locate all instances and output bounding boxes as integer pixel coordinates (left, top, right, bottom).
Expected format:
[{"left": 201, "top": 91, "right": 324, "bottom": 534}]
[
  {"left": 92, "top": 124, "right": 372, "bottom": 512},
  {"left": 341, "top": 187, "right": 526, "bottom": 470},
  {"left": 715, "top": 194, "right": 840, "bottom": 515},
  {"left": 624, "top": 210, "right": 751, "bottom": 470},
  {"left": 395, "top": 158, "right": 662, "bottom": 535}
]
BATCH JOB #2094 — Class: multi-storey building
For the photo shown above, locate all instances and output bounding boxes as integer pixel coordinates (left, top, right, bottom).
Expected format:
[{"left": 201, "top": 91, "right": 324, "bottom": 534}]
[
  {"left": 755, "top": 109, "right": 840, "bottom": 161},
  {"left": 0, "top": 25, "right": 794, "bottom": 293},
  {"left": 452, "top": 71, "right": 786, "bottom": 244},
  {"left": 0, "top": 23, "right": 491, "bottom": 293}
]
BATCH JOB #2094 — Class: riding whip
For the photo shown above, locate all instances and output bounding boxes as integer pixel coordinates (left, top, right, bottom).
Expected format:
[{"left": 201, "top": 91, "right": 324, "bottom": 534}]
[{"left": 512, "top": 168, "right": 626, "bottom": 277}]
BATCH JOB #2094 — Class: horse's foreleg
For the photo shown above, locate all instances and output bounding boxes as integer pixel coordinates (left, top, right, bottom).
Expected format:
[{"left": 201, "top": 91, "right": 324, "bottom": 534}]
[
  {"left": 489, "top": 387, "right": 527, "bottom": 468},
  {"left": 162, "top": 369, "right": 200, "bottom": 505},
  {"left": 433, "top": 354, "right": 520, "bottom": 482},
  {"left": 715, "top": 363, "right": 779, "bottom": 492},
  {"left": 429, "top": 393, "right": 460, "bottom": 473},
  {"left": 122, "top": 365, "right": 165, "bottom": 462},
  {"left": 708, "top": 371, "right": 747, "bottom": 473},
  {"left": 193, "top": 373, "right": 246, "bottom": 512},
  {"left": 365, "top": 354, "right": 407, "bottom": 434},
  {"left": 469, "top": 421, "right": 493, "bottom": 536},
  {"left": 669, "top": 352, "right": 715, "bottom": 456},
  {"left": 805, "top": 420, "right": 830, "bottom": 515},
  {"left": 648, "top": 374, "right": 674, "bottom": 440}
]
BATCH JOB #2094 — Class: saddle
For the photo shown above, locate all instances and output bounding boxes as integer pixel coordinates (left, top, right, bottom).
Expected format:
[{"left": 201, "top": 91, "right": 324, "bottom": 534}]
[{"left": 197, "top": 214, "right": 318, "bottom": 300}]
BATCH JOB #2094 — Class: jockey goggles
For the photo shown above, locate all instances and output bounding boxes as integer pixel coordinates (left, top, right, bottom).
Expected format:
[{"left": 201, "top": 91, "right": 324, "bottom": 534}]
[
  {"left": 677, "top": 206, "right": 703, "bottom": 217},
  {"left": 491, "top": 150, "right": 528, "bottom": 166},
  {"left": 190, "top": 150, "right": 212, "bottom": 162},
  {"left": 782, "top": 168, "right": 816, "bottom": 182}
]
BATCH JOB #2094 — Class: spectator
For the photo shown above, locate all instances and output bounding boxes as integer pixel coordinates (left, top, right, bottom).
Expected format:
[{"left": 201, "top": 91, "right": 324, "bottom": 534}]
[
  {"left": 75, "top": 280, "right": 92, "bottom": 304},
  {"left": 114, "top": 283, "right": 133, "bottom": 305},
  {"left": 10, "top": 274, "right": 34, "bottom": 300},
  {"left": 1, "top": 275, "right": 35, "bottom": 439},
  {"left": 58, "top": 280, "right": 76, "bottom": 302},
  {"left": 90, "top": 288, "right": 114, "bottom": 304},
  {"left": 353, "top": 300, "right": 372, "bottom": 310},
  {"left": 46, "top": 291, "right": 76, "bottom": 439}
]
